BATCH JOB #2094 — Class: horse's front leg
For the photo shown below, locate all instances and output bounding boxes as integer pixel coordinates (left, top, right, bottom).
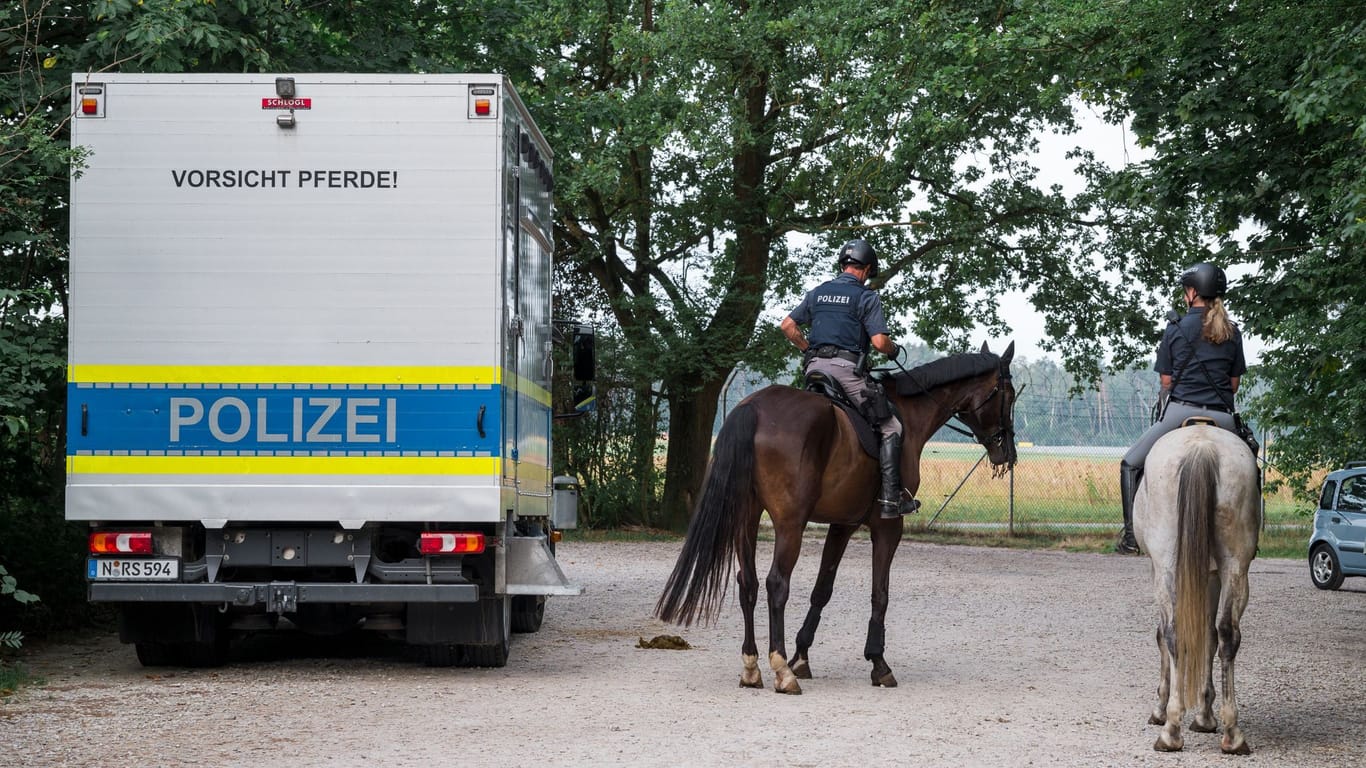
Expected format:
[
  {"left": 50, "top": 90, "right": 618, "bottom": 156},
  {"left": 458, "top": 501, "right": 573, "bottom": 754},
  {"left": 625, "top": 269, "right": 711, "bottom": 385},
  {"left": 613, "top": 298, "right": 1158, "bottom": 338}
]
[
  {"left": 765, "top": 528, "right": 804, "bottom": 694},
  {"left": 866, "top": 516, "right": 903, "bottom": 688},
  {"left": 790, "top": 523, "right": 858, "bottom": 680}
]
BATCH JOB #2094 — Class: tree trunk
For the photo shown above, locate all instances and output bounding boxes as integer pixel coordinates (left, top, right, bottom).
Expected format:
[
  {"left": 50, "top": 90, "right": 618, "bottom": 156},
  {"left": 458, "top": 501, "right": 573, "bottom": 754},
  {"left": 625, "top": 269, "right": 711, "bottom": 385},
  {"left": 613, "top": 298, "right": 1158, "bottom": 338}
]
[
  {"left": 627, "top": 381, "right": 658, "bottom": 525},
  {"left": 658, "top": 375, "right": 727, "bottom": 532}
]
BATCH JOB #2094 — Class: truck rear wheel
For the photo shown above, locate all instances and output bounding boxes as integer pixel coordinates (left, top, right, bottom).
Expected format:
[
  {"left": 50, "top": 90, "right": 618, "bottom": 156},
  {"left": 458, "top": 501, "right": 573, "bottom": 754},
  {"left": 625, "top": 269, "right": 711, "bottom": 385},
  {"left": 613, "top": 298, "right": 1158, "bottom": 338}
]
[
  {"left": 459, "top": 596, "right": 510, "bottom": 667},
  {"left": 417, "top": 643, "right": 460, "bottom": 667},
  {"left": 134, "top": 636, "right": 229, "bottom": 668},
  {"left": 511, "top": 595, "right": 546, "bottom": 633}
]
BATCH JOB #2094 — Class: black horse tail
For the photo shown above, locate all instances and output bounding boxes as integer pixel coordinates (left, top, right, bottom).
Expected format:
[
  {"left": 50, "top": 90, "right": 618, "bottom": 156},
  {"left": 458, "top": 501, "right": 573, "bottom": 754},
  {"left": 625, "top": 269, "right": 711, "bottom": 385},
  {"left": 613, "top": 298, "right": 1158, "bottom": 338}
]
[
  {"left": 654, "top": 402, "right": 759, "bottom": 627},
  {"left": 1174, "top": 440, "right": 1217, "bottom": 710}
]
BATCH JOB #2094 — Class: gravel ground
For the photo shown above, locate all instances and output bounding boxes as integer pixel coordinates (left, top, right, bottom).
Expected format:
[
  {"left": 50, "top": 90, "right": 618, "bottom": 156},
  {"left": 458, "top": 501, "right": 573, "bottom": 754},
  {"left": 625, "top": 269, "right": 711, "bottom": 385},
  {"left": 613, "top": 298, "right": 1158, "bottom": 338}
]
[{"left": 2, "top": 539, "right": 1364, "bottom": 768}]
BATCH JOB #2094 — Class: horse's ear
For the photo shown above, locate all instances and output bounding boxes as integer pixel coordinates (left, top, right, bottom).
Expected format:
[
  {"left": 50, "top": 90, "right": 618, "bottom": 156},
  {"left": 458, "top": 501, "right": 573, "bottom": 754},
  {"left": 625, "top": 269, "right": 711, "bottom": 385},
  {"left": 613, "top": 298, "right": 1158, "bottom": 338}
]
[
  {"left": 1001, "top": 341, "right": 1015, "bottom": 364},
  {"left": 979, "top": 341, "right": 990, "bottom": 354}
]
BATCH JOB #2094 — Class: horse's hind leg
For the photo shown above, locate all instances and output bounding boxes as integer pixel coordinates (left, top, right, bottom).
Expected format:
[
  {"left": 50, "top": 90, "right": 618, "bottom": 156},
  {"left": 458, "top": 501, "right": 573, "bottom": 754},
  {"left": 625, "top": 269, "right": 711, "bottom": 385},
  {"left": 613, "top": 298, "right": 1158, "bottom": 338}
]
[
  {"left": 1148, "top": 624, "right": 1171, "bottom": 726},
  {"left": 790, "top": 523, "right": 857, "bottom": 680},
  {"left": 736, "top": 515, "right": 763, "bottom": 689},
  {"left": 866, "top": 518, "right": 904, "bottom": 688},
  {"left": 1190, "top": 573, "right": 1221, "bottom": 734},
  {"left": 1154, "top": 612, "right": 1186, "bottom": 751},
  {"left": 1217, "top": 564, "right": 1253, "bottom": 755},
  {"left": 765, "top": 526, "right": 804, "bottom": 695}
]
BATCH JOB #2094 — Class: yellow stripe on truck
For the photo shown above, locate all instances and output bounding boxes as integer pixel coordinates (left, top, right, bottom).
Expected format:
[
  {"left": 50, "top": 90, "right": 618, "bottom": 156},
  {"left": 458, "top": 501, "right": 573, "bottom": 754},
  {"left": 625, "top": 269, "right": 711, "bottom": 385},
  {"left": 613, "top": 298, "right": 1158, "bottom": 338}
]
[{"left": 67, "top": 364, "right": 502, "bottom": 386}]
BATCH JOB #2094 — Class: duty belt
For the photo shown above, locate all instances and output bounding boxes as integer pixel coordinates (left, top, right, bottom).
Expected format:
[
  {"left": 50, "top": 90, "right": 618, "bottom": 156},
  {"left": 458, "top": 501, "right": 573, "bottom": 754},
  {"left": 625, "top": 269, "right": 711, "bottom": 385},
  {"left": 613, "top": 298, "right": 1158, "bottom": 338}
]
[
  {"left": 811, "top": 345, "right": 862, "bottom": 364},
  {"left": 1171, "top": 398, "right": 1231, "bottom": 414}
]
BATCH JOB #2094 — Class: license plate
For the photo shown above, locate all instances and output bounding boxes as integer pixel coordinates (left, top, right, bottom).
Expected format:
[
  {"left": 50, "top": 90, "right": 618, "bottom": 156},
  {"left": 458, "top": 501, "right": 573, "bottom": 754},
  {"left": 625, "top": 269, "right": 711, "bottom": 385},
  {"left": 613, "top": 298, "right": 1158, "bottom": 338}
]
[{"left": 88, "top": 558, "right": 180, "bottom": 581}]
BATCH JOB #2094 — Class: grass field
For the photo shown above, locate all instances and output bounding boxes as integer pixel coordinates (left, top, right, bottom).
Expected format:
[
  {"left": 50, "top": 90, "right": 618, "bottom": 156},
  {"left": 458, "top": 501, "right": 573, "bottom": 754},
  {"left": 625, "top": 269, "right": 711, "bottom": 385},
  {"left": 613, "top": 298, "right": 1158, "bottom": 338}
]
[{"left": 574, "top": 441, "right": 1316, "bottom": 560}]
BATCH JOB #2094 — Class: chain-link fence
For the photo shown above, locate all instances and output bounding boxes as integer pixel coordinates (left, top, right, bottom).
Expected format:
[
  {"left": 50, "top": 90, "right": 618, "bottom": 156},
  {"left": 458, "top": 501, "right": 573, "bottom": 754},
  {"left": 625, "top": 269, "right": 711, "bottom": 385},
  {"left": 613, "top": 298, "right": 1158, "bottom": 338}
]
[
  {"left": 909, "top": 407, "right": 1300, "bottom": 536},
  {"left": 720, "top": 364, "right": 1309, "bottom": 538}
]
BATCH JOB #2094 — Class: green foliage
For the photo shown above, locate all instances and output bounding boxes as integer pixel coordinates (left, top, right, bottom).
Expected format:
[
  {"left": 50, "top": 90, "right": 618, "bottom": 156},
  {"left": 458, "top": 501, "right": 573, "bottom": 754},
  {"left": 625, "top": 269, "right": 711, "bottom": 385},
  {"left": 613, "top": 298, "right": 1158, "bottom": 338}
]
[
  {"left": 1081, "top": 3, "right": 1366, "bottom": 492},
  {"left": 1, "top": 564, "right": 39, "bottom": 606},
  {"left": 1, "top": 562, "right": 40, "bottom": 654},
  {"left": 517, "top": 0, "right": 1200, "bottom": 527}
]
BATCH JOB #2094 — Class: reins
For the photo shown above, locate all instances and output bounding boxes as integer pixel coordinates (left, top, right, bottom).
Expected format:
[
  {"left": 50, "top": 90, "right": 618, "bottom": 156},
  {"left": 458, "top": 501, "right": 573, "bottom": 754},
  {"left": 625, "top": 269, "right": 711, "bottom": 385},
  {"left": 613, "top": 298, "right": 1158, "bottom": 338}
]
[{"left": 882, "top": 359, "right": 1020, "bottom": 454}]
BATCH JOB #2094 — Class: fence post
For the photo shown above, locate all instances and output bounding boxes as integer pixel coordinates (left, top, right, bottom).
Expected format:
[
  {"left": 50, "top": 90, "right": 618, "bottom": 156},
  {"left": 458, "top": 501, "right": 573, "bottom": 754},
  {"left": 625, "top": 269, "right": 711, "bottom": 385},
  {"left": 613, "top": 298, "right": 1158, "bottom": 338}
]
[{"left": 1009, "top": 460, "right": 1015, "bottom": 536}]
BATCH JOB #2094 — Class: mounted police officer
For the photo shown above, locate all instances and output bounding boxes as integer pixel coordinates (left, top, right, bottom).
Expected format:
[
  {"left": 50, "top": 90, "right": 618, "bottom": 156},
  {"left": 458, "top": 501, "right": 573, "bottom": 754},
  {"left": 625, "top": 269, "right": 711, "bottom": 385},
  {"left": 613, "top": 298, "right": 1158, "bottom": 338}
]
[
  {"left": 780, "top": 238, "right": 918, "bottom": 518},
  {"left": 1115, "top": 262, "right": 1248, "bottom": 554}
]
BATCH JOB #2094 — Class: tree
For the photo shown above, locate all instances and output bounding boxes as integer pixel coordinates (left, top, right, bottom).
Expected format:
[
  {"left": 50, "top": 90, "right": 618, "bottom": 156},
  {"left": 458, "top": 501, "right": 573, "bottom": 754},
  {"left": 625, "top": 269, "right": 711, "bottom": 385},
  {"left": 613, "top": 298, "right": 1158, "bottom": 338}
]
[
  {"left": 1078, "top": 3, "right": 1366, "bottom": 489},
  {"left": 522, "top": 0, "right": 1201, "bottom": 528}
]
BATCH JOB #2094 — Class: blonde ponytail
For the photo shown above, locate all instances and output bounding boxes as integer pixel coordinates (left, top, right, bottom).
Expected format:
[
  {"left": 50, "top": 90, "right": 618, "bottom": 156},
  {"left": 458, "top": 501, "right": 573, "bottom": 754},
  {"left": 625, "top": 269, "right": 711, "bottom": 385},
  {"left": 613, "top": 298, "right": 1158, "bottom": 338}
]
[{"left": 1202, "top": 298, "right": 1233, "bottom": 344}]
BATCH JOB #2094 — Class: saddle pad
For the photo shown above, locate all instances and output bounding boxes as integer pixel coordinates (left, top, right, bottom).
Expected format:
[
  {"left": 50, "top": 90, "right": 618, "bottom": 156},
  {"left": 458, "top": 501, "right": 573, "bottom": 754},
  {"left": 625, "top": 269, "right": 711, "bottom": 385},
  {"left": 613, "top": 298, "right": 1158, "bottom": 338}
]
[{"left": 830, "top": 399, "right": 879, "bottom": 459}]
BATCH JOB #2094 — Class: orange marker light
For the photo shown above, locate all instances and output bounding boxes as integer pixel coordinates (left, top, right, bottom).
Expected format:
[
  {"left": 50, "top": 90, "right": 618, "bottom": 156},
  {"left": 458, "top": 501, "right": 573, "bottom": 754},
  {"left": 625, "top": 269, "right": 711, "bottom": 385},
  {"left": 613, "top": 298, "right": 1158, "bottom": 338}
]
[{"left": 81, "top": 98, "right": 98, "bottom": 115}]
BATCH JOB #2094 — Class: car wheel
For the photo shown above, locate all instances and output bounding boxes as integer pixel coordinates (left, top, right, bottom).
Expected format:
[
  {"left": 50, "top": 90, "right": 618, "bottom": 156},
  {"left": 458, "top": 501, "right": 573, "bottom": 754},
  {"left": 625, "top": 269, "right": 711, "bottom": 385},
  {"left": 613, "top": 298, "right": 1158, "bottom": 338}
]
[{"left": 1310, "top": 543, "right": 1345, "bottom": 590}]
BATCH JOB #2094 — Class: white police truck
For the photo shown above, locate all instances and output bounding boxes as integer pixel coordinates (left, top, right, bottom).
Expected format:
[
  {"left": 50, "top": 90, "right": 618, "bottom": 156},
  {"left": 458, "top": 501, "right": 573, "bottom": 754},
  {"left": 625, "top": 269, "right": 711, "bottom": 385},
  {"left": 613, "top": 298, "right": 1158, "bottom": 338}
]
[{"left": 67, "top": 74, "right": 590, "bottom": 667}]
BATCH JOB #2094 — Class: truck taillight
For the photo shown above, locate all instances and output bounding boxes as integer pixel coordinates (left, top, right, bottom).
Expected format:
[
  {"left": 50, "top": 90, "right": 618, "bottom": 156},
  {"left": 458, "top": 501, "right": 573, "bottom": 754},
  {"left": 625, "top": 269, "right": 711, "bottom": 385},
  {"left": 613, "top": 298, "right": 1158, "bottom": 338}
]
[
  {"left": 418, "top": 532, "right": 485, "bottom": 555},
  {"left": 89, "top": 531, "right": 153, "bottom": 555}
]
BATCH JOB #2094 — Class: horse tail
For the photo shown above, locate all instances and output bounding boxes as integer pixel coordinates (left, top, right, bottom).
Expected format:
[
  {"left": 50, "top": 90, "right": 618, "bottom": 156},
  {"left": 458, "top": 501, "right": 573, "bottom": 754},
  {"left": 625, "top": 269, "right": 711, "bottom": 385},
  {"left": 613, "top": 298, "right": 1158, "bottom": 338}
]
[
  {"left": 1174, "top": 440, "right": 1217, "bottom": 710},
  {"left": 654, "top": 401, "right": 758, "bottom": 627}
]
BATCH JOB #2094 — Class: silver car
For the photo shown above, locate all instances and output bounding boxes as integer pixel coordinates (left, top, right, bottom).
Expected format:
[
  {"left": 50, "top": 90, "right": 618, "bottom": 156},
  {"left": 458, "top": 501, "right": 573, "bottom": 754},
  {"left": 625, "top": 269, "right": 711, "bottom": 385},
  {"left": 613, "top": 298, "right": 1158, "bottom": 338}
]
[{"left": 1310, "top": 462, "right": 1366, "bottom": 590}]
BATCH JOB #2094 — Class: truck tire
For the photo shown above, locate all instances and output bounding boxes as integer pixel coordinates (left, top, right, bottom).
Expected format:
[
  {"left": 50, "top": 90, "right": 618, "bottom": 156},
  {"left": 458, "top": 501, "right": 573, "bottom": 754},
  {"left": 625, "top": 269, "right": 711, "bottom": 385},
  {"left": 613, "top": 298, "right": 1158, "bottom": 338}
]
[
  {"left": 417, "top": 643, "right": 460, "bottom": 667},
  {"left": 459, "top": 596, "right": 510, "bottom": 668},
  {"left": 134, "top": 642, "right": 179, "bottom": 667},
  {"left": 511, "top": 595, "right": 546, "bottom": 633},
  {"left": 134, "top": 636, "right": 229, "bottom": 668}
]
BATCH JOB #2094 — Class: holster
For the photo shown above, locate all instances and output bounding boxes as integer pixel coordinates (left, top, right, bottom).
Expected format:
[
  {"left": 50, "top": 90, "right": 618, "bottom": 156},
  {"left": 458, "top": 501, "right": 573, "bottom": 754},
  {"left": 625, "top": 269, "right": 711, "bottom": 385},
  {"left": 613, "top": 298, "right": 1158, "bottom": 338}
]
[
  {"left": 1233, "top": 412, "right": 1260, "bottom": 457},
  {"left": 861, "top": 380, "right": 894, "bottom": 424}
]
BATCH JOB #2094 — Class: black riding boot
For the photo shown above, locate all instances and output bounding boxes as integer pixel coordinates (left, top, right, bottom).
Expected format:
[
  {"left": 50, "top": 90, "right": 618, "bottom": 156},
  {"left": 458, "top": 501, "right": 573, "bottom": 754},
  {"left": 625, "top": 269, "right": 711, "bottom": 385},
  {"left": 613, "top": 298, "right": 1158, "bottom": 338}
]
[
  {"left": 1115, "top": 461, "right": 1142, "bottom": 555},
  {"left": 877, "top": 437, "right": 919, "bottom": 518}
]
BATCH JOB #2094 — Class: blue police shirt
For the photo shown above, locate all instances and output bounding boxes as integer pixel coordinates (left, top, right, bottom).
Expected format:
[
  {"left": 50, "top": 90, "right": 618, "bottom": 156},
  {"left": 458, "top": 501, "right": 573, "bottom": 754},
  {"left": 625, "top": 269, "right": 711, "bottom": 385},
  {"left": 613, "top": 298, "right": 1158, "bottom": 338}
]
[
  {"left": 788, "top": 273, "right": 889, "bottom": 352},
  {"left": 1154, "top": 307, "right": 1247, "bottom": 408}
]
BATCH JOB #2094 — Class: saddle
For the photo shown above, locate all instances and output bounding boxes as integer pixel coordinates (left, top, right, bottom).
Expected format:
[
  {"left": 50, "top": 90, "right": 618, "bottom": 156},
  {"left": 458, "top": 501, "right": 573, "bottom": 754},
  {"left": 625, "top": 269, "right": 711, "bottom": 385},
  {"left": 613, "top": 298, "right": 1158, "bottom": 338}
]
[
  {"left": 803, "top": 371, "right": 879, "bottom": 458},
  {"left": 1181, "top": 415, "right": 1219, "bottom": 428}
]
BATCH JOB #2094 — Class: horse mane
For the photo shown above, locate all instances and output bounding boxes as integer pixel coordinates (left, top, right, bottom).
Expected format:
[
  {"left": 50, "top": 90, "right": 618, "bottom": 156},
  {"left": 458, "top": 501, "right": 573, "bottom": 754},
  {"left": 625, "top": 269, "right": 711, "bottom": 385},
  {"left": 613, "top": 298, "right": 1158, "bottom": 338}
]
[{"left": 892, "top": 352, "right": 1000, "bottom": 397}]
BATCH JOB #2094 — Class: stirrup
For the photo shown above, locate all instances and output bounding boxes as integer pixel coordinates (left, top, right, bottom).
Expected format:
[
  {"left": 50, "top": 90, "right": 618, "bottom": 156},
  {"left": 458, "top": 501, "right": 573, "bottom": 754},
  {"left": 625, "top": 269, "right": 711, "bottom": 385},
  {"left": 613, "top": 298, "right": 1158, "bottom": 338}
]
[{"left": 878, "top": 497, "right": 921, "bottom": 518}]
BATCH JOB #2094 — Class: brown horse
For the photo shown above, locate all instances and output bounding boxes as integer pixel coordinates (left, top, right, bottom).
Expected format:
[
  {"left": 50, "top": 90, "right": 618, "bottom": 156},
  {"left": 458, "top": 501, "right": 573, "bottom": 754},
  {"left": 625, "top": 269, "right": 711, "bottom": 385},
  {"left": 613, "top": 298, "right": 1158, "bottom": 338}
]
[{"left": 655, "top": 343, "right": 1017, "bottom": 693}]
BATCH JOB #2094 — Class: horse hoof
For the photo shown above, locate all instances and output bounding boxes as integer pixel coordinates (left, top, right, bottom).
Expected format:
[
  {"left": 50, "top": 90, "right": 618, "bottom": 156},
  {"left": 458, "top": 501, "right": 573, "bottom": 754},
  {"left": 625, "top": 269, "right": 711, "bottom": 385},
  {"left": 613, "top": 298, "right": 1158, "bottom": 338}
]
[
  {"left": 740, "top": 677, "right": 764, "bottom": 689},
  {"left": 871, "top": 672, "right": 897, "bottom": 688},
  {"left": 1221, "top": 737, "right": 1252, "bottom": 755},
  {"left": 1147, "top": 714, "right": 1166, "bottom": 726},
  {"left": 773, "top": 679, "right": 802, "bottom": 695},
  {"left": 1153, "top": 736, "right": 1183, "bottom": 753},
  {"left": 790, "top": 658, "right": 812, "bottom": 680}
]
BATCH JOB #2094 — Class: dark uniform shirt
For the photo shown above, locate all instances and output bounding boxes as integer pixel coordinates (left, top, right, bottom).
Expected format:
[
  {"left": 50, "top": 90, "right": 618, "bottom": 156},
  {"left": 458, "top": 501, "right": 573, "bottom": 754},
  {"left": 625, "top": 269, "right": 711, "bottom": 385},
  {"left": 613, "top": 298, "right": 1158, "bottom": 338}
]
[
  {"left": 788, "top": 273, "right": 889, "bottom": 353},
  {"left": 1154, "top": 307, "right": 1247, "bottom": 409}
]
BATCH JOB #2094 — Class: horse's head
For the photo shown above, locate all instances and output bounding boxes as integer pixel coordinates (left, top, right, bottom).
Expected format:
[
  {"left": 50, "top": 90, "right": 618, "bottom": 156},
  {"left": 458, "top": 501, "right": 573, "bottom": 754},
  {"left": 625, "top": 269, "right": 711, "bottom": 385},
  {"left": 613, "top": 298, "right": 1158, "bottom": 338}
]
[{"left": 952, "top": 341, "right": 1018, "bottom": 474}]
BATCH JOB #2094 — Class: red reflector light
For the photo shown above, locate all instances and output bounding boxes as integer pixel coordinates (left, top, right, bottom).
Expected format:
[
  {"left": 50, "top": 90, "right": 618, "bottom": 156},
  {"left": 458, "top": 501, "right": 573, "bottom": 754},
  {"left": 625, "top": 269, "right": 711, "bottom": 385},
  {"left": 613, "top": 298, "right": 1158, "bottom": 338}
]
[
  {"left": 474, "top": 98, "right": 491, "bottom": 116},
  {"left": 419, "top": 532, "right": 485, "bottom": 555},
  {"left": 81, "top": 98, "right": 98, "bottom": 115},
  {"left": 89, "top": 531, "right": 153, "bottom": 555}
]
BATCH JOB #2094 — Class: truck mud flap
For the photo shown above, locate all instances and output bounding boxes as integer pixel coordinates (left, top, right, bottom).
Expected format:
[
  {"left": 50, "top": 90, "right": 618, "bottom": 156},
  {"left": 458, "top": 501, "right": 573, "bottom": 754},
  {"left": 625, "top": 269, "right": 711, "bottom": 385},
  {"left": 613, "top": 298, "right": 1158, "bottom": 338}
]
[{"left": 505, "top": 535, "right": 582, "bottom": 596}]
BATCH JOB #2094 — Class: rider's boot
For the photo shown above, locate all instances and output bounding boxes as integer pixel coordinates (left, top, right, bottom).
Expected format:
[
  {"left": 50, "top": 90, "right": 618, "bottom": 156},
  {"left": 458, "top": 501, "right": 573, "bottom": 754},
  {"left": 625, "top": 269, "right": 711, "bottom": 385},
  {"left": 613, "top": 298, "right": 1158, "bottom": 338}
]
[
  {"left": 877, "top": 436, "right": 920, "bottom": 519},
  {"left": 1115, "top": 461, "right": 1142, "bottom": 555}
]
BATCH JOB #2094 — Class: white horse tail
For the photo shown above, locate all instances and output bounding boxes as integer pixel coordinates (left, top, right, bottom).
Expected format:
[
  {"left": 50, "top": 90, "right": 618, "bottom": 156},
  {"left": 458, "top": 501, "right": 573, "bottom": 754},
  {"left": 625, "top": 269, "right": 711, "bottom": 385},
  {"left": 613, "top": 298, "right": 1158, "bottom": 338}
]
[{"left": 1175, "top": 441, "right": 1217, "bottom": 709}]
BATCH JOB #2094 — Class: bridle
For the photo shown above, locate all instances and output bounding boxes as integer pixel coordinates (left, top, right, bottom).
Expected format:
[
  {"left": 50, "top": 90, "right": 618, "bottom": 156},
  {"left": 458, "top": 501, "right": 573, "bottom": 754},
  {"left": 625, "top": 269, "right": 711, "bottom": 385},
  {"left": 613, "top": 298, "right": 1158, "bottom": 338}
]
[{"left": 945, "top": 367, "right": 1020, "bottom": 462}]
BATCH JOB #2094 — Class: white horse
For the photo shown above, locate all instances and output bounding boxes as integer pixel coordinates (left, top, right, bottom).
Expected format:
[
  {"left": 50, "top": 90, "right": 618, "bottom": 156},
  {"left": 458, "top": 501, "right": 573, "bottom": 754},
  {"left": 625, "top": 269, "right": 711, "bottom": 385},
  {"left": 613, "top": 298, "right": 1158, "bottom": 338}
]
[{"left": 1133, "top": 422, "right": 1260, "bottom": 755}]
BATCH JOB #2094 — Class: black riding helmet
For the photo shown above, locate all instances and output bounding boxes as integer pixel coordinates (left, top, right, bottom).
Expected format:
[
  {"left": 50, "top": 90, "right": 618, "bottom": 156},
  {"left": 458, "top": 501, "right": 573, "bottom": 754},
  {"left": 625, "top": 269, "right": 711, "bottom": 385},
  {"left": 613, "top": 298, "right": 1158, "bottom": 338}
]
[
  {"left": 837, "top": 238, "right": 878, "bottom": 279},
  {"left": 1180, "top": 262, "right": 1227, "bottom": 299}
]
